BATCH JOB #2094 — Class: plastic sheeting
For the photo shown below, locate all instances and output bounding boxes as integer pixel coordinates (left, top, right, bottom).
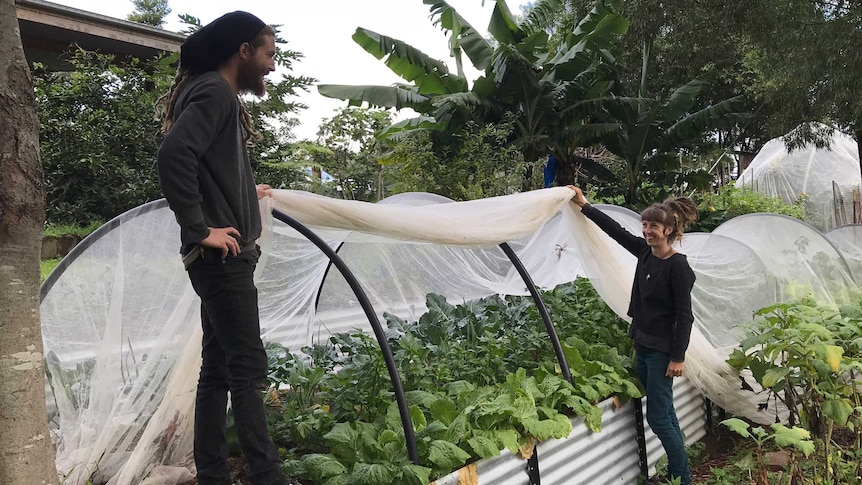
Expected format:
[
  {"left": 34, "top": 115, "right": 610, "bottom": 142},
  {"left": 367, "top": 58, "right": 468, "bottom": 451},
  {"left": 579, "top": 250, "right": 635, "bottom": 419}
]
[
  {"left": 824, "top": 224, "right": 862, "bottom": 283},
  {"left": 40, "top": 188, "right": 860, "bottom": 484},
  {"left": 735, "top": 125, "right": 861, "bottom": 230},
  {"left": 713, "top": 214, "right": 857, "bottom": 306}
]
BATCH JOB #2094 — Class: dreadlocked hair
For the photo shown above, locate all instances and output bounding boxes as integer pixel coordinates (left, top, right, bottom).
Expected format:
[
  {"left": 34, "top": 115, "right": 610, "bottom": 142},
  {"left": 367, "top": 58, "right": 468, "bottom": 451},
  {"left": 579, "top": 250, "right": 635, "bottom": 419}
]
[
  {"left": 155, "top": 67, "right": 190, "bottom": 135},
  {"left": 156, "top": 25, "right": 275, "bottom": 144},
  {"left": 238, "top": 99, "right": 260, "bottom": 145}
]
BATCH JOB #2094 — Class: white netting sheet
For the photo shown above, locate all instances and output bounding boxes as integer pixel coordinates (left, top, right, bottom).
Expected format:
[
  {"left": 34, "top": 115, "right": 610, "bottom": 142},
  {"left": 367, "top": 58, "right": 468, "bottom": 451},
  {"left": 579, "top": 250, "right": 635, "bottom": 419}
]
[
  {"left": 824, "top": 224, "right": 862, "bottom": 284},
  {"left": 713, "top": 213, "right": 858, "bottom": 306},
  {"left": 40, "top": 187, "right": 859, "bottom": 484},
  {"left": 735, "top": 124, "right": 861, "bottom": 230}
]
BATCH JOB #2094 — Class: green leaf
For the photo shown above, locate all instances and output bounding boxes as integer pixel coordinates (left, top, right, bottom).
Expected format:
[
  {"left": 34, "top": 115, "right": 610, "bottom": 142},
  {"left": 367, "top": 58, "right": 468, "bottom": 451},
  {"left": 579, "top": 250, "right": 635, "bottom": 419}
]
[
  {"left": 409, "top": 405, "right": 428, "bottom": 432},
  {"left": 378, "top": 429, "right": 400, "bottom": 448},
  {"left": 300, "top": 454, "right": 348, "bottom": 482},
  {"left": 813, "top": 344, "right": 843, "bottom": 373},
  {"left": 761, "top": 367, "right": 791, "bottom": 389},
  {"left": 427, "top": 440, "right": 472, "bottom": 470},
  {"left": 562, "top": 341, "right": 586, "bottom": 373},
  {"left": 426, "top": 293, "right": 455, "bottom": 322},
  {"left": 323, "top": 475, "right": 350, "bottom": 485},
  {"left": 385, "top": 402, "right": 404, "bottom": 431},
  {"left": 488, "top": 0, "right": 524, "bottom": 45},
  {"left": 770, "top": 424, "right": 814, "bottom": 456},
  {"left": 511, "top": 392, "right": 538, "bottom": 421},
  {"left": 522, "top": 414, "right": 572, "bottom": 441},
  {"left": 400, "top": 464, "right": 433, "bottom": 485},
  {"left": 578, "top": 383, "right": 600, "bottom": 402},
  {"left": 581, "top": 403, "right": 603, "bottom": 433},
  {"left": 467, "top": 436, "right": 502, "bottom": 458},
  {"left": 665, "top": 95, "right": 749, "bottom": 146},
  {"left": 661, "top": 79, "right": 706, "bottom": 121},
  {"left": 376, "top": 116, "right": 444, "bottom": 140},
  {"left": 318, "top": 84, "right": 429, "bottom": 111},
  {"left": 324, "top": 423, "right": 362, "bottom": 465},
  {"left": 748, "top": 359, "right": 774, "bottom": 385},
  {"left": 349, "top": 462, "right": 399, "bottom": 485},
  {"left": 416, "top": 421, "right": 449, "bottom": 441},
  {"left": 822, "top": 398, "right": 854, "bottom": 426},
  {"left": 621, "top": 379, "right": 642, "bottom": 399},
  {"left": 406, "top": 390, "right": 440, "bottom": 408},
  {"left": 424, "top": 0, "right": 494, "bottom": 71},
  {"left": 351, "top": 27, "right": 465, "bottom": 94},
  {"left": 721, "top": 418, "right": 752, "bottom": 438},
  {"left": 430, "top": 397, "right": 459, "bottom": 426},
  {"left": 489, "top": 428, "right": 521, "bottom": 454}
]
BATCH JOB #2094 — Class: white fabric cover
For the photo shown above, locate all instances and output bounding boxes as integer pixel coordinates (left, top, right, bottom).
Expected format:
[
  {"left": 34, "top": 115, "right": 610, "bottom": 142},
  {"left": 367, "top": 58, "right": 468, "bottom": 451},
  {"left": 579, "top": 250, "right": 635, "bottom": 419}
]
[
  {"left": 41, "top": 187, "right": 856, "bottom": 484},
  {"left": 824, "top": 224, "right": 862, "bottom": 284},
  {"left": 735, "top": 125, "right": 861, "bottom": 229}
]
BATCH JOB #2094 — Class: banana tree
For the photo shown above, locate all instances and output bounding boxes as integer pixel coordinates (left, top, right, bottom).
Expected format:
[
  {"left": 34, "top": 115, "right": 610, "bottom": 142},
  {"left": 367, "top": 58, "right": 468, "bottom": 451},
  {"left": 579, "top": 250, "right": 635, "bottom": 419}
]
[
  {"left": 574, "top": 42, "right": 751, "bottom": 205},
  {"left": 318, "top": 0, "right": 630, "bottom": 189}
]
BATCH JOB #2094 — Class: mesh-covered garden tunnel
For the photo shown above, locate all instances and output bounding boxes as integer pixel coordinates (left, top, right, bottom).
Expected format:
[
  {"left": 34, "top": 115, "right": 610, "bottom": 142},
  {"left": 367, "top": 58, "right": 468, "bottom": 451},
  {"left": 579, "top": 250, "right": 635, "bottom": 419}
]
[{"left": 40, "top": 187, "right": 862, "bottom": 484}]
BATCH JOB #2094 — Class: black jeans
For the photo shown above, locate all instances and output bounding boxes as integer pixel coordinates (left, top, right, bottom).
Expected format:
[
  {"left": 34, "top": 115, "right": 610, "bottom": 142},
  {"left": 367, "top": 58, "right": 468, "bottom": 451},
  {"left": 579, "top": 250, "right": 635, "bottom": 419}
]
[{"left": 187, "top": 253, "right": 285, "bottom": 485}]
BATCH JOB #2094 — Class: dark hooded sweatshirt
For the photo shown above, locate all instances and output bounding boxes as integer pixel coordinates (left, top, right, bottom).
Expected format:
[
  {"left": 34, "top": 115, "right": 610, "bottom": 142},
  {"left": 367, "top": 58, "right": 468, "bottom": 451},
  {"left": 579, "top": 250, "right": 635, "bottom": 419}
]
[
  {"left": 581, "top": 204, "right": 696, "bottom": 362},
  {"left": 157, "top": 71, "right": 261, "bottom": 261}
]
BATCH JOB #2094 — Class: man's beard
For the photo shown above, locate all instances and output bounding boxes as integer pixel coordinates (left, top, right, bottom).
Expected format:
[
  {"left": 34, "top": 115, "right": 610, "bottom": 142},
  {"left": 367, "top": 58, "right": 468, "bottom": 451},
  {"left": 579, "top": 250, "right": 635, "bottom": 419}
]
[{"left": 237, "top": 60, "right": 266, "bottom": 96}]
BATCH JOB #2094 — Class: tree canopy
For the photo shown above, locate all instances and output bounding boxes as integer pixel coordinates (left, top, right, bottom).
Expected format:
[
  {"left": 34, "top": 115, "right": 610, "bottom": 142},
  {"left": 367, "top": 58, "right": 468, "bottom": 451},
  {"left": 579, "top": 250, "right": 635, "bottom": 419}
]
[
  {"left": 320, "top": 0, "right": 630, "bottom": 191},
  {"left": 34, "top": 19, "right": 314, "bottom": 225},
  {"left": 126, "top": 0, "right": 171, "bottom": 27},
  {"left": 320, "top": 0, "right": 754, "bottom": 205}
]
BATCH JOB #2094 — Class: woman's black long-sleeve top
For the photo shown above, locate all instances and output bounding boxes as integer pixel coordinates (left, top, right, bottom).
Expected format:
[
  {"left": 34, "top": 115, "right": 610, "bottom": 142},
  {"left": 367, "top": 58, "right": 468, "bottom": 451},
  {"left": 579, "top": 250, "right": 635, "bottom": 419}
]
[{"left": 581, "top": 204, "right": 696, "bottom": 362}]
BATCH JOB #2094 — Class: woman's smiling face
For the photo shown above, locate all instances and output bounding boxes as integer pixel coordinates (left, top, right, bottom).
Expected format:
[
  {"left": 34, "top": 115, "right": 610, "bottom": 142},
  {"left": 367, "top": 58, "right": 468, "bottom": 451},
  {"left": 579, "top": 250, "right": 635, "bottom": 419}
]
[{"left": 642, "top": 219, "right": 670, "bottom": 247}]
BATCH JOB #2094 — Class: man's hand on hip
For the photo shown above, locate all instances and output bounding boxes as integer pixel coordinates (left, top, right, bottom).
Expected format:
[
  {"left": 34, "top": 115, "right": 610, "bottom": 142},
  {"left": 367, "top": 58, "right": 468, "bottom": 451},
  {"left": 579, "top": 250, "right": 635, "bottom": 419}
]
[{"left": 201, "top": 227, "right": 241, "bottom": 259}]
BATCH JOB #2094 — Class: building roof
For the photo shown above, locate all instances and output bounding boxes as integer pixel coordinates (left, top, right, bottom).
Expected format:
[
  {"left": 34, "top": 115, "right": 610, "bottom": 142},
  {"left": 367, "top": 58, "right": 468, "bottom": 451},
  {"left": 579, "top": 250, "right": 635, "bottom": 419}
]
[{"left": 17, "top": 0, "right": 185, "bottom": 69}]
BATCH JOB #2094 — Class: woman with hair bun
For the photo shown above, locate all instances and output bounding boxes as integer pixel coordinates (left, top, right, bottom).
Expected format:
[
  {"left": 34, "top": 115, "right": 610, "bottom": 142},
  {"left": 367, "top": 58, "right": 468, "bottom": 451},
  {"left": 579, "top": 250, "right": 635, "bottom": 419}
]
[{"left": 567, "top": 185, "right": 697, "bottom": 485}]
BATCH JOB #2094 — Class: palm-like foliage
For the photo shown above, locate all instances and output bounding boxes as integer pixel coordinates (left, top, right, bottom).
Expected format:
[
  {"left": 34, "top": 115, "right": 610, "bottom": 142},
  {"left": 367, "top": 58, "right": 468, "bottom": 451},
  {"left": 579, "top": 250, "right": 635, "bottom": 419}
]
[
  {"left": 319, "top": 0, "right": 629, "bottom": 189},
  {"left": 575, "top": 53, "right": 751, "bottom": 204}
]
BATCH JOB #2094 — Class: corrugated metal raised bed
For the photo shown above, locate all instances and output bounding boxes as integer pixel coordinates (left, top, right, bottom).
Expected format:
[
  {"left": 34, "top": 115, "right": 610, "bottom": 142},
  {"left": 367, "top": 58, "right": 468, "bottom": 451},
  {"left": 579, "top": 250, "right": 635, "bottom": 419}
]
[{"left": 432, "top": 377, "right": 706, "bottom": 485}]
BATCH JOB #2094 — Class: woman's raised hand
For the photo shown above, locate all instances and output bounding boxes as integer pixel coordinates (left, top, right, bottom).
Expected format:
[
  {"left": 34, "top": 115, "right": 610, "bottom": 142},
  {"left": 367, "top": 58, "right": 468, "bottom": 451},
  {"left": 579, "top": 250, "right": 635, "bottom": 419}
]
[{"left": 566, "top": 185, "right": 588, "bottom": 208}]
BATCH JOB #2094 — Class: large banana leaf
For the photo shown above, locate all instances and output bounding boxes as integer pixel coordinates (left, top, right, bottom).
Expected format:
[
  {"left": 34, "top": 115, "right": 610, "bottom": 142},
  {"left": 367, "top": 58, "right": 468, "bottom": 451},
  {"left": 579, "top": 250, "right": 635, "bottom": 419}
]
[
  {"left": 352, "top": 28, "right": 467, "bottom": 95},
  {"left": 665, "top": 95, "right": 751, "bottom": 146},
  {"left": 324, "top": 0, "right": 629, "bottom": 178},
  {"left": 570, "top": 2, "right": 629, "bottom": 42},
  {"left": 432, "top": 92, "right": 484, "bottom": 113},
  {"left": 424, "top": 0, "right": 494, "bottom": 71},
  {"left": 488, "top": 0, "right": 525, "bottom": 45},
  {"left": 567, "top": 96, "right": 644, "bottom": 123},
  {"left": 660, "top": 79, "right": 708, "bottom": 122},
  {"left": 568, "top": 122, "right": 622, "bottom": 145},
  {"left": 521, "top": 0, "right": 567, "bottom": 36},
  {"left": 318, "top": 84, "right": 430, "bottom": 111},
  {"left": 548, "top": 5, "right": 627, "bottom": 81},
  {"left": 376, "top": 116, "right": 445, "bottom": 140},
  {"left": 572, "top": 155, "right": 618, "bottom": 181}
]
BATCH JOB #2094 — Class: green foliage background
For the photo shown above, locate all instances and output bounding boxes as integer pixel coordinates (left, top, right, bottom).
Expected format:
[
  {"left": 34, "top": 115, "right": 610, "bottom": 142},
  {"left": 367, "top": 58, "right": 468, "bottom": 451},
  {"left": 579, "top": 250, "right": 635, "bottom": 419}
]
[{"left": 34, "top": 50, "right": 171, "bottom": 225}]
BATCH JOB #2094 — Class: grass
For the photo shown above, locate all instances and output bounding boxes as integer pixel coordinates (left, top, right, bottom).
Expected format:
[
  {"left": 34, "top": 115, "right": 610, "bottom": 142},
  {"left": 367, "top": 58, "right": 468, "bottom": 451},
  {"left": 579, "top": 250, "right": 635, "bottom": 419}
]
[
  {"left": 43, "top": 221, "right": 103, "bottom": 238},
  {"left": 41, "top": 222, "right": 100, "bottom": 283},
  {"left": 41, "top": 258, "right": 61, "bottom": 283}
]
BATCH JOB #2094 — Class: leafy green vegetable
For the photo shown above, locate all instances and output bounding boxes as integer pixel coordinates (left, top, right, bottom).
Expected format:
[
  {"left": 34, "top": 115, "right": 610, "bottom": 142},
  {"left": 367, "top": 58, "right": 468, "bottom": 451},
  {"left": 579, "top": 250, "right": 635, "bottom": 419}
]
[{"left": 267, "top": 279, "right": 639, "bottom": 483}]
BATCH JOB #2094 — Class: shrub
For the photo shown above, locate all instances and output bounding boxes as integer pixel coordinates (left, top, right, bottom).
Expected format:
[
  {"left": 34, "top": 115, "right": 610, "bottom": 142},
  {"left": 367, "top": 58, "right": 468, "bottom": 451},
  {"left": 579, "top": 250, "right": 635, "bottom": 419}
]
[{"left": 692, "top": 185, "right": 805, "bottom": 232}]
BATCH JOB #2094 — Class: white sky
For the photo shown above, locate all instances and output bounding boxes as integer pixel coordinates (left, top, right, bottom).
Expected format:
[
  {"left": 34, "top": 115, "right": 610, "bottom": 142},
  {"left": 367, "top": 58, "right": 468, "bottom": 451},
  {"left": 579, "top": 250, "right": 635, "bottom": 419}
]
[{"left": 50, "top": 0, "right": 526, "bottom": 141}]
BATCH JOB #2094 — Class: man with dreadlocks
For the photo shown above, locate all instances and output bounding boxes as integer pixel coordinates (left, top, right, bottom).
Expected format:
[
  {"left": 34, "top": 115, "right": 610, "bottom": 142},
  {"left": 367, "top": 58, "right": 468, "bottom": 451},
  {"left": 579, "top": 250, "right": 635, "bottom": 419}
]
[{"left": 156, "top": 11, "right": 293, "bottom": 485}]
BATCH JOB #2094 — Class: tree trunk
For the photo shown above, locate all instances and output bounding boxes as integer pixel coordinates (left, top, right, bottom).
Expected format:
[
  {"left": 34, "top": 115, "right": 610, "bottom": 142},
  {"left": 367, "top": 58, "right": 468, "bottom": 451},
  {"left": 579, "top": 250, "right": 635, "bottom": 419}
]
[
  {"left": 854, "top": 128, "right": 862, "bottom": 185},
  {"left": 627, "top": 170, "right": 638, "bottom": 207},
  {"left": 0, "top": 1, "right": 58, "bottom": 483}
]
